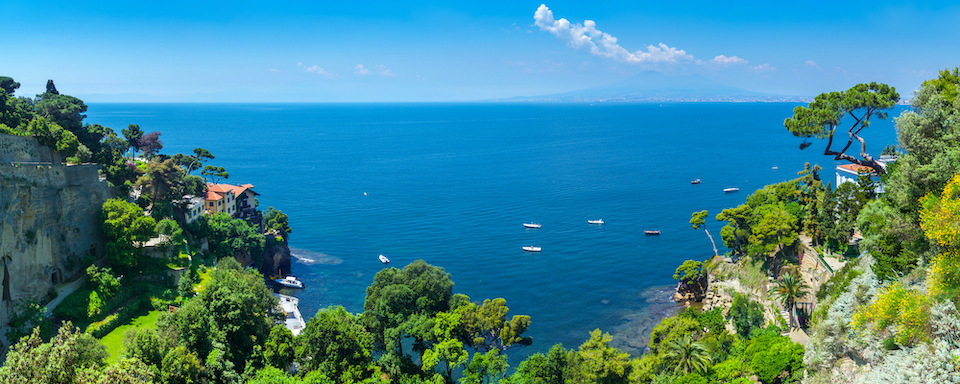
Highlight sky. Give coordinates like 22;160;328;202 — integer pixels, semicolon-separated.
2;0;959;102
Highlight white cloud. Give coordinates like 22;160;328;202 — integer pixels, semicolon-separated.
711;55;748;65
300;63;337;78
355;64;370;76
804;60;818;68
376;65;395;77
270;69;281;73
534;4;692;65
751;63;776;72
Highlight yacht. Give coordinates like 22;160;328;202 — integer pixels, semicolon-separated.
275;275;304;289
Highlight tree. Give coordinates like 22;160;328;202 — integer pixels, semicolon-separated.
922;66;960;103
673;260;705;298
784;82;899;174
747;204;797;259
123;124;144;158
456;297;533;353
510;343;568;384
195;213;265;260
138;131;163;157
201;165;229;184
100;198;157;267
22;116;80;157
155;219;185;253
137;158;187;216
160;257;278;379
662;335;712;376
690;211;718;257
263;325;295;370
159;345;203;384
567;329;632;384
3;299;47;344
0;323;117;384
729;294;764;338
771;273;811;329
0;76;20;95
421;311;468;381
45;79;59;95
264;207;292;236
716;205;752;254
295;306;378;382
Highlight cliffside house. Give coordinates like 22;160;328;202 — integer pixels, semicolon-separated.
204;183;259;218
834;155;896;194
182;195;205;225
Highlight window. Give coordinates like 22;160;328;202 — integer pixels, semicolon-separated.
208;202;214;207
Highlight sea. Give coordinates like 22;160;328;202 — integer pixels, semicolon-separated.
85;102;904;362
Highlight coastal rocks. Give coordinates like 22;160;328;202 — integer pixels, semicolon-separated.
260;233;291;277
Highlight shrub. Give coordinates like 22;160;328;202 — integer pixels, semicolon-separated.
730;294;764;338
53;287;93;322
852;281;931;346
87;291;104;318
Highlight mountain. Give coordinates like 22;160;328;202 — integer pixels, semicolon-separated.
496;71;808;102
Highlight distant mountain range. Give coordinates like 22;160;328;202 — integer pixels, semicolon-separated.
493;71;810;103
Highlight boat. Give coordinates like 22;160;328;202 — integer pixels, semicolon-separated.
275;275;305;289
691;179;701;184
723;187;739;193
522;246;542;252
379;254;390;264
644;230;661;235
588;219;604;225
523;223;542;229
772;166;778;170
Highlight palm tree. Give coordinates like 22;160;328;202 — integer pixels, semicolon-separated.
772;272;812;329
662;335;712;375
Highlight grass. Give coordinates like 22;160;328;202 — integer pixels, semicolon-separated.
196;267;213;293
99;309;162;363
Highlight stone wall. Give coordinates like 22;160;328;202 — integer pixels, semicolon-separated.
0;134;111;327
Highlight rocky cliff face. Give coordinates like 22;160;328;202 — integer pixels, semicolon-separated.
260;234;291;278
0;134;111;327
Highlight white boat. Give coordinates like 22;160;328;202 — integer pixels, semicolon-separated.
644;229;661;235
275;275;305;289
523;223;542;229
723;187;739;193
588;219;604;225
379;254;390;264
522;246;542;252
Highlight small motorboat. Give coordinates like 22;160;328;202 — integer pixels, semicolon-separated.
523;223;542;229
723;187;739;193
275;275;305;289
588;219;604;225
691;179;701;184
644;229;661;235
379;254;390;264
772;166;778;170
522;246;542;252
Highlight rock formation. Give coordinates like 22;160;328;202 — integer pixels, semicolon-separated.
0;134;111;327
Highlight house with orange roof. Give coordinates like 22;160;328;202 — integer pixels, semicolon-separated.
205;182;259;218
835;155;895;193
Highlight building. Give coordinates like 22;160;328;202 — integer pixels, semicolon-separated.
204;183;259;218
204;184;237;216
834;155;896;194
181;195;205;225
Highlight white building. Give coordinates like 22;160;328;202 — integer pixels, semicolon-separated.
835;155;896;194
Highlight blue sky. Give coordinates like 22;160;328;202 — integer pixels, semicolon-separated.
2;0;958;102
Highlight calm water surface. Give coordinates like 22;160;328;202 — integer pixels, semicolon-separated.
86;102;902;361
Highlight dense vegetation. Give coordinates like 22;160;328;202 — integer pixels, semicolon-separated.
5;68;960;383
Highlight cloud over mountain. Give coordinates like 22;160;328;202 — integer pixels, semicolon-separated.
534;4;692;64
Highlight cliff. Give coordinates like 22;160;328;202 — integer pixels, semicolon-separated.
260;233;291;277
0;134;111;328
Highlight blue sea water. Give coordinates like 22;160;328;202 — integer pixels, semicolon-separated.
85;102;903;361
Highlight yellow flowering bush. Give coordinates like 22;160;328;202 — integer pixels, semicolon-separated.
928;249;960;298
920;171;960;248
852;282;931;346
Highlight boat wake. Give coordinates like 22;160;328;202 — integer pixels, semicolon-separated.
290;248;343;265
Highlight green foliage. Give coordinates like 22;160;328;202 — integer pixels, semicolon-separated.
729;293;765;338
22;116;80;157
784;82;899;174
194;213;265;261
462;349;508;384
160;345;203;384
648;314;701;354
456;297;533;353
567;329;632;384
921;66;960;103
662;335;712;375
771;273;812;328
101;198;157;267
263;325;295;370
295;306;377;382
202;165;229;184
264;206;292;235
160;257;278;378
3;299;47;344
509;343;568;384
742;331;804;384
673;260;703;283
86;265;122;298
0;323;123;384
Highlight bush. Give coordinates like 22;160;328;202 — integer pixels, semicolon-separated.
85;297;147;338
87;291;104;318
729;294;764;338
53;287;94;322
852;281;932;346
